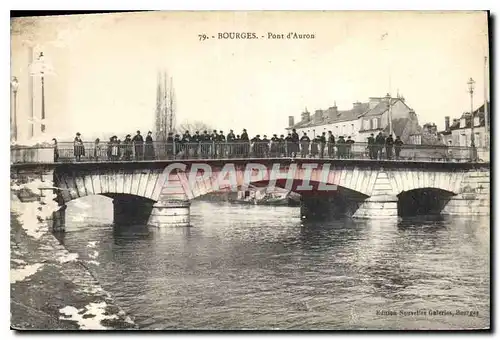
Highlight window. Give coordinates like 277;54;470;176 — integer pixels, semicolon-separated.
342;125;346;134
460;133;467;147
372;118;378;129
475;132;481;147
460;118;466;128
351;124;355;133
474;116;480;127
363;120;370;130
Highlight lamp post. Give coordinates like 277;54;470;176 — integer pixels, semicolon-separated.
38;52;46;133
11;77;19;141
385;93;393;137
467;77;477;161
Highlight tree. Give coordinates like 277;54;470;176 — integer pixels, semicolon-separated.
177;120;214;134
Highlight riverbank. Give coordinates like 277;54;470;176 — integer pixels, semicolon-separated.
10;194;136;330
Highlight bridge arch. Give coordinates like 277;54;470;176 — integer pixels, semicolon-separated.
388;169;466;197
397;188;455;217
175;163;374;201
53;167;167;205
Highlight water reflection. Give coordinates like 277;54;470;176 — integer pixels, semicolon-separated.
59;200;490;330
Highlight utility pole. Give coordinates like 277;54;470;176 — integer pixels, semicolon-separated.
41;62;45;133
385;93;393;136
169;76;175;134
467;77;477;161
484;56;489;149
11;77;19;142
28;46;34;139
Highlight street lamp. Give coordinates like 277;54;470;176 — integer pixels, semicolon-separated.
11;76;19;141
385;93;393;137
38;52;46;133
467;77;477;161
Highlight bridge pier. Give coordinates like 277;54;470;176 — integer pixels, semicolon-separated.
352;194;398;220
441;169;490;216
147;200;191;227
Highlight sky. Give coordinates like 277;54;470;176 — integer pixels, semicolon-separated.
10;11;489;143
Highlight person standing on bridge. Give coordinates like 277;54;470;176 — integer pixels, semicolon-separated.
211;130;218;158
182;130;191;159
367;133;376;159
346;136;355;158
300;132;311;158
394;136;404;160
226;129;236;158
191;131;201;158
270;134;279;157
291;129;300;157
385;134;394;160
217;130;226;158
132;130;144;161
375;132;385;159
123;134;133;161
174;134;182;158
337;136;346;158
200;130;210;158
319;132;326;159
310;136;319;158
278;134;286;157
241;129;249;158
110;136;119;161
93;138;102;161
327;131;335;158
262;135;270;158
73;132;85;162
145;131;155;160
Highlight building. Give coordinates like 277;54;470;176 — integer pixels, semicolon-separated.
286;102;364;141
438;102;490;149
286;94;423;144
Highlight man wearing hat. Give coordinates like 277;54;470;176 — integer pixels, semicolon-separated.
262;134;270;158
270;134;279;157
73;132;85;162
217;130;226;158
226;129;236;158
241;129;249;157
123;134;133;161
145;131;155;160
278;134;286;157
131;130;144;161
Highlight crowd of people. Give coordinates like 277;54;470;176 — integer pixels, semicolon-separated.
54;129;405;162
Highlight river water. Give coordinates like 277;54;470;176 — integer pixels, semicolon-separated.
56;196;490;330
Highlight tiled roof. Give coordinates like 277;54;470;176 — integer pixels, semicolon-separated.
443;101;490;132
288;97;415;130
363;98;403;117
287;102;370;129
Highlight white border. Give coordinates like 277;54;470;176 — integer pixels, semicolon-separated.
3;1;498;339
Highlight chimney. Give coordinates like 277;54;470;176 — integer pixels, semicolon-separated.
322;108;329;121
328;105;338;121
288;116;295;128
314;110;323;124
445;116;450;131
369;97;382;109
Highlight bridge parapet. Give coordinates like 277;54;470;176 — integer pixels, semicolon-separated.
11;142;488;164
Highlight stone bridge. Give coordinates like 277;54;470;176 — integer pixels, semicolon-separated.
10;158;490;231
